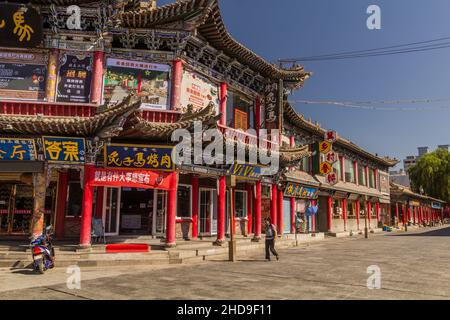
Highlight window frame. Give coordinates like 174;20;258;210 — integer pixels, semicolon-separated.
234;190;248;219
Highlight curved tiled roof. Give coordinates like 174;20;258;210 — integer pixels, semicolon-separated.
120;0;311;82
284;102;399;167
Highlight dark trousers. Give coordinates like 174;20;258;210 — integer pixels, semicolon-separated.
265;239;278;259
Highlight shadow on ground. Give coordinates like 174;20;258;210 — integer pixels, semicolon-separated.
388;227;450;237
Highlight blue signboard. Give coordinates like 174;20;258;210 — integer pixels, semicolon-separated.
105;144;175;172
0;138;36;161
431;202;442;209
43;136;86;164
284;183;319;199
227;163;262;179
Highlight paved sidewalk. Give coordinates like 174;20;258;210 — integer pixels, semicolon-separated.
0;226;449;300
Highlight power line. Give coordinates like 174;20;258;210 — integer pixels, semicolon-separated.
279;35;450;62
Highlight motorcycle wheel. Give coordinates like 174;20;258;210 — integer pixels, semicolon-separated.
35;259;45;274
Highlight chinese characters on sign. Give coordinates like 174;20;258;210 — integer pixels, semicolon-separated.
90;168;173;190
325;130;338;143
0;4;43;48
0;51;47;100
0;138;36;161
264;83;279;129
180;69;219;113
319;129;339;184
284;183;318;199
57;54;92;103
104;58;171;110
43;137;86;164
105;144;175;171
227;163;262;180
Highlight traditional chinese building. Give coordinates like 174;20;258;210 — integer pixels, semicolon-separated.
281;103;399;236
389;182;446;227
0;0;311;246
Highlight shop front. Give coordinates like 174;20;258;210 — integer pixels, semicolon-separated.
283;182;319;235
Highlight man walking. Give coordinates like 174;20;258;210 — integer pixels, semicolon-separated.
265;218;279;261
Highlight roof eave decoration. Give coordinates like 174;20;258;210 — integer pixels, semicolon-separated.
0;95;142;137
279;145;311;167
283;102;398;167
119;0;310;83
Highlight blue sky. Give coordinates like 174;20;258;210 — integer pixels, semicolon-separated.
158;0;450;168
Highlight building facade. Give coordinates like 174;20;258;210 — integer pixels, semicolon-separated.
0;0;311;246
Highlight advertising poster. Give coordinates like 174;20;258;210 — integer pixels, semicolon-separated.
104;58;171;110
42;136;86;164
180;70;219;113
0;51;47;100
56;53;92;103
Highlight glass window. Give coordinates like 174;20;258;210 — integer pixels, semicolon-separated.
177;185;192;218
66;182;82;217
332;160;341;181
347;201;355;217
369;168;376;189
235;190;247;218
358;163;366;186
344;159;355;183
333;200;343;218
226;90;255;130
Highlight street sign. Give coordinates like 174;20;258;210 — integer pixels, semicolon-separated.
319;162;333;175
325;151;338;164
319;141;332;154
327;172;338;185
325;130;337;143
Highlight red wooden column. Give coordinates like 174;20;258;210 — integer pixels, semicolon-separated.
271;183;278;228
220;83;227;126
277;188;284;235
342;198;348;231
418;206;422;224
402;205;407;225
340;156;345;181
367;201;372;225
407;205;412;223
79;165;95;247
395;203;399;226
327;196;333;231
170;59;183;110
356;199;361;229
246;183;253;235
290;197;296;234
253;181;262;240
55;171;68;239
165;172;179;247
413;207;417;225
91;51;105;105
217;176;226;242
191;176;199;239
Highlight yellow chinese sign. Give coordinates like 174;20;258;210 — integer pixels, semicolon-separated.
105;144;175;172
319;161;333;175
319;141;332;154
43;137;86;164
0;4;43;48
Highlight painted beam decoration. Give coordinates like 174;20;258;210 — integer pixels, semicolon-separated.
43;136;86;164
227;163;262;180
0;138;37;161
105;144;175;172
284;183;319;199
0;3;43;48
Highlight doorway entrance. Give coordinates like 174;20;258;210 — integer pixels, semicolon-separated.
199;188;217;236
102;187;167;237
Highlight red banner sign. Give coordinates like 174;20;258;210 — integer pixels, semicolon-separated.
89;168;174;190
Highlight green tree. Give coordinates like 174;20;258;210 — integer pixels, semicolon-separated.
408;149;450;203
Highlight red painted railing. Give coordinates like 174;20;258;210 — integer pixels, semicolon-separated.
0;100;97;117
140;109;181;123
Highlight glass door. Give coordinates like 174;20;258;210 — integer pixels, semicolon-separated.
11;185;33;234
283;198;291;234
103;187;121;236
0;184;13;234
199;189;217;236
153;190;167;236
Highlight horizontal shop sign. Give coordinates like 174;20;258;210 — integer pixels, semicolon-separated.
104;144;175;172
90;168;173;190
409;200;421;207
0;138;37;161
226;163;262;179
431;202;442;209
284;183;319;199
43;136;86;164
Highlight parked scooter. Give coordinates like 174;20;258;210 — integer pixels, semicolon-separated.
30;225;55;274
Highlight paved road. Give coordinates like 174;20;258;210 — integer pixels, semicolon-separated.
1;226;450;300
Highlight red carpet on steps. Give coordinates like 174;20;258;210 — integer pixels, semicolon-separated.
105;244;149;253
